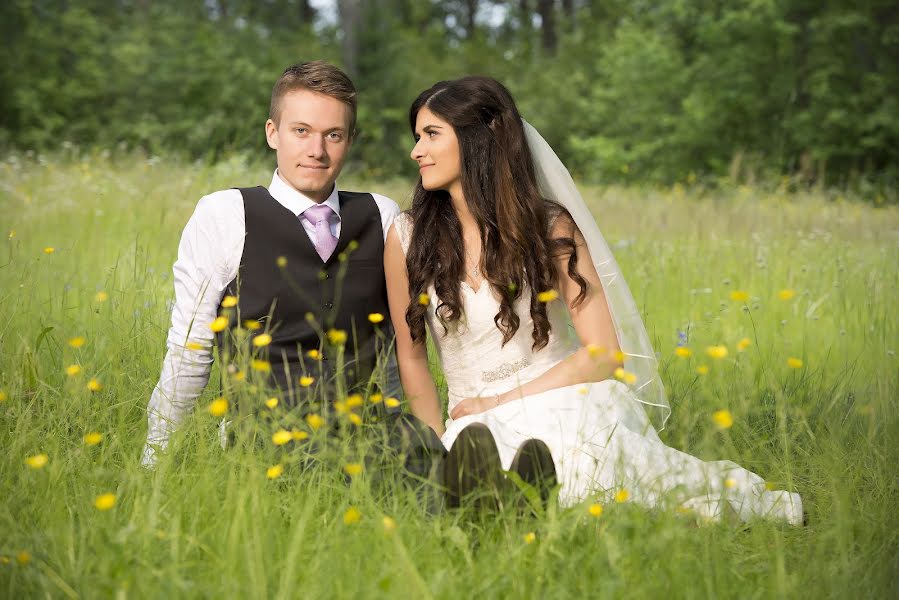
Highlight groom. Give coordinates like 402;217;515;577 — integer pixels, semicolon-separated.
141;61;444;477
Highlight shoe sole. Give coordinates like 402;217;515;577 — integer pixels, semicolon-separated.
444;423;508;510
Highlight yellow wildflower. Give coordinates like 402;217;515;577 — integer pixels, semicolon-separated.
765;482;777;491
712;409;734;429
615;489;630;503
86;379;102;392
83;432;103;446
369;393;383;404
0;390;6;402
778;289;796;301
737;337;752;352
209;316;228;332
68;336;86;348
252;333;272;347
25;454;48;469
729;290;749;302
185;341;204;351
299;376;315;387
384;397;401;409
696;365;709;375
220;295;238;308
368;313;385;324
588;503;603;517
787;357;804;369
612;350;626;363
346;394;363;408
343;463;364;477
65;364;82;376
232;370;246;382
272;430;292;445
706;345;728;359
536;289;559;303
586;344;605;358
343;507;362;525
724;478;737;489
382;516;397;534
8;229;14;239
94;291;109;302
418;293;430;306
94;493;116;511
276;256;287;267
291;429;308;441
348;413;363;426
265;397;279;409
306;349;321;360
208;398;228;417
243;320;262;330
306;413;325;430
43;247;55;254
675;347;692;358
16;551;31;566
251;359;271;372
334;401;348;414
524;532;536;544
327;329;347;345
266;464;284;480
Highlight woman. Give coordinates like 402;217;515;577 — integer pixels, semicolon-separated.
383;76;803;524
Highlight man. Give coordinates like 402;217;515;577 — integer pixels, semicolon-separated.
141;62;443;477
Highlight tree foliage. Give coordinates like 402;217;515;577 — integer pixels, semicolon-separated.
2;0;897;186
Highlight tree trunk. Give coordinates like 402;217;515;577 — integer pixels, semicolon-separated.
537;0;557;53
337;0;360;78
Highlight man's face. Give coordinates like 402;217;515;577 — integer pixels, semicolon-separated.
265;90;353;202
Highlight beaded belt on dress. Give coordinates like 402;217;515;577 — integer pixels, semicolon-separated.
481;357;531;383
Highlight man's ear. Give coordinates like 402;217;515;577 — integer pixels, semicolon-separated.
265;118;278;150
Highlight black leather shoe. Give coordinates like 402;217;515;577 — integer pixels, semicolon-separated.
510;438;557;508
444;423;508;510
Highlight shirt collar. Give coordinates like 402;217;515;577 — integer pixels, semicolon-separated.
268;170;341;218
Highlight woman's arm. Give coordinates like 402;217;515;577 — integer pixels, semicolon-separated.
384;223;445;436
450;218;622;419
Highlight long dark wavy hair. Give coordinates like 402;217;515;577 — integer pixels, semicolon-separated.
405;76;588;351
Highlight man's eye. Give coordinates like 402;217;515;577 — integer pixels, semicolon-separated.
327;132;343;141
295;128;307;134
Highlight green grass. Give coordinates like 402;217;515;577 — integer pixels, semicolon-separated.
1;154;897;598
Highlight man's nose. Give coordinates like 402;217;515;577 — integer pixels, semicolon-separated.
306;134;326;159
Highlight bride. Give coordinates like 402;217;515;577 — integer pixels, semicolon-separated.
383;76;803;525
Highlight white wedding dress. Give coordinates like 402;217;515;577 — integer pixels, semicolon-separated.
396;214;803;525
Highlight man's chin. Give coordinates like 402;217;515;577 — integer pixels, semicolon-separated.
285;174;336;199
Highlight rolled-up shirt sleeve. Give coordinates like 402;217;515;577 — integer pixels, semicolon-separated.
142;191;243;466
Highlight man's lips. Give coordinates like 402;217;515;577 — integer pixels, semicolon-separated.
298;164;329;170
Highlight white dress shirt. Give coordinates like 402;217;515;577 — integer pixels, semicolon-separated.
142;171;399;465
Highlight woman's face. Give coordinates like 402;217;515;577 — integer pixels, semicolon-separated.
410;106;462;197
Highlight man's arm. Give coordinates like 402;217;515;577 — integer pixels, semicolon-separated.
141;191;244;467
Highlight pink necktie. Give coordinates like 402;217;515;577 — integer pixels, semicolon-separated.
302;204;338;262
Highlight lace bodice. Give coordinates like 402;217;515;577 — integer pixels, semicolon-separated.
394;213;577;413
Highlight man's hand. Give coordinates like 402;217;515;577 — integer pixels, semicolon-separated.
450;396;498;420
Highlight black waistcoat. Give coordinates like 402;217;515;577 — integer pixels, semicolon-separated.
215;186;390;400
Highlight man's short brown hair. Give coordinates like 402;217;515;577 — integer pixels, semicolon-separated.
270;61;357;135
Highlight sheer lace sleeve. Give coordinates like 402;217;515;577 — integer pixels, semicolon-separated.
394;211;413;255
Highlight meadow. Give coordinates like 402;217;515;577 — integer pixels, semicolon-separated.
1;153;897;598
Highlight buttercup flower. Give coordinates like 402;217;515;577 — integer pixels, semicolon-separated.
25;454;48;469
369;393;383;404
243;320;262;330
348;413;362;426
291;429;308;441
675;347;692;358
252;333;272;347
16;551;31;566
586;344;605;357
299;376;315;387
418;293;430;306
209;316;228;332
368;313;385;324
94;291;108;302
208;398;228;417
724;478;737;489
537;289;559;303
615;489;630;503
729;290;749;302
712;410;734;429
706;345;728;359
266;464;284;479
524;532;536;544
43;247;55;254
0;390;7;402
276;256;287;267
265;397;279;409
94;493;116;511
221;295;238;308
86;379;102;392
346;394;363;408
327;329;347;345
306;414;325;430
343;463;364;477
272;430;292;445
83;432;103;446
65;364;82;376
778;289;795;301
68;336;86;348
306;349;321;360
251;359;271;372
737;337;752;351
787;357;803;369
384;397;401;409
696;365;709;375
588;503;603;517
186;341;204;350
343;507;362;525
382;516;397;534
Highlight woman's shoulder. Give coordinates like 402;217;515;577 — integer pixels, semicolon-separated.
393;211;414;253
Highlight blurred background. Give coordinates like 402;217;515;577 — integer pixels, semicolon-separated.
1;0;897;190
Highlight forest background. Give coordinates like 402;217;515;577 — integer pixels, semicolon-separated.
1;0;897;193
